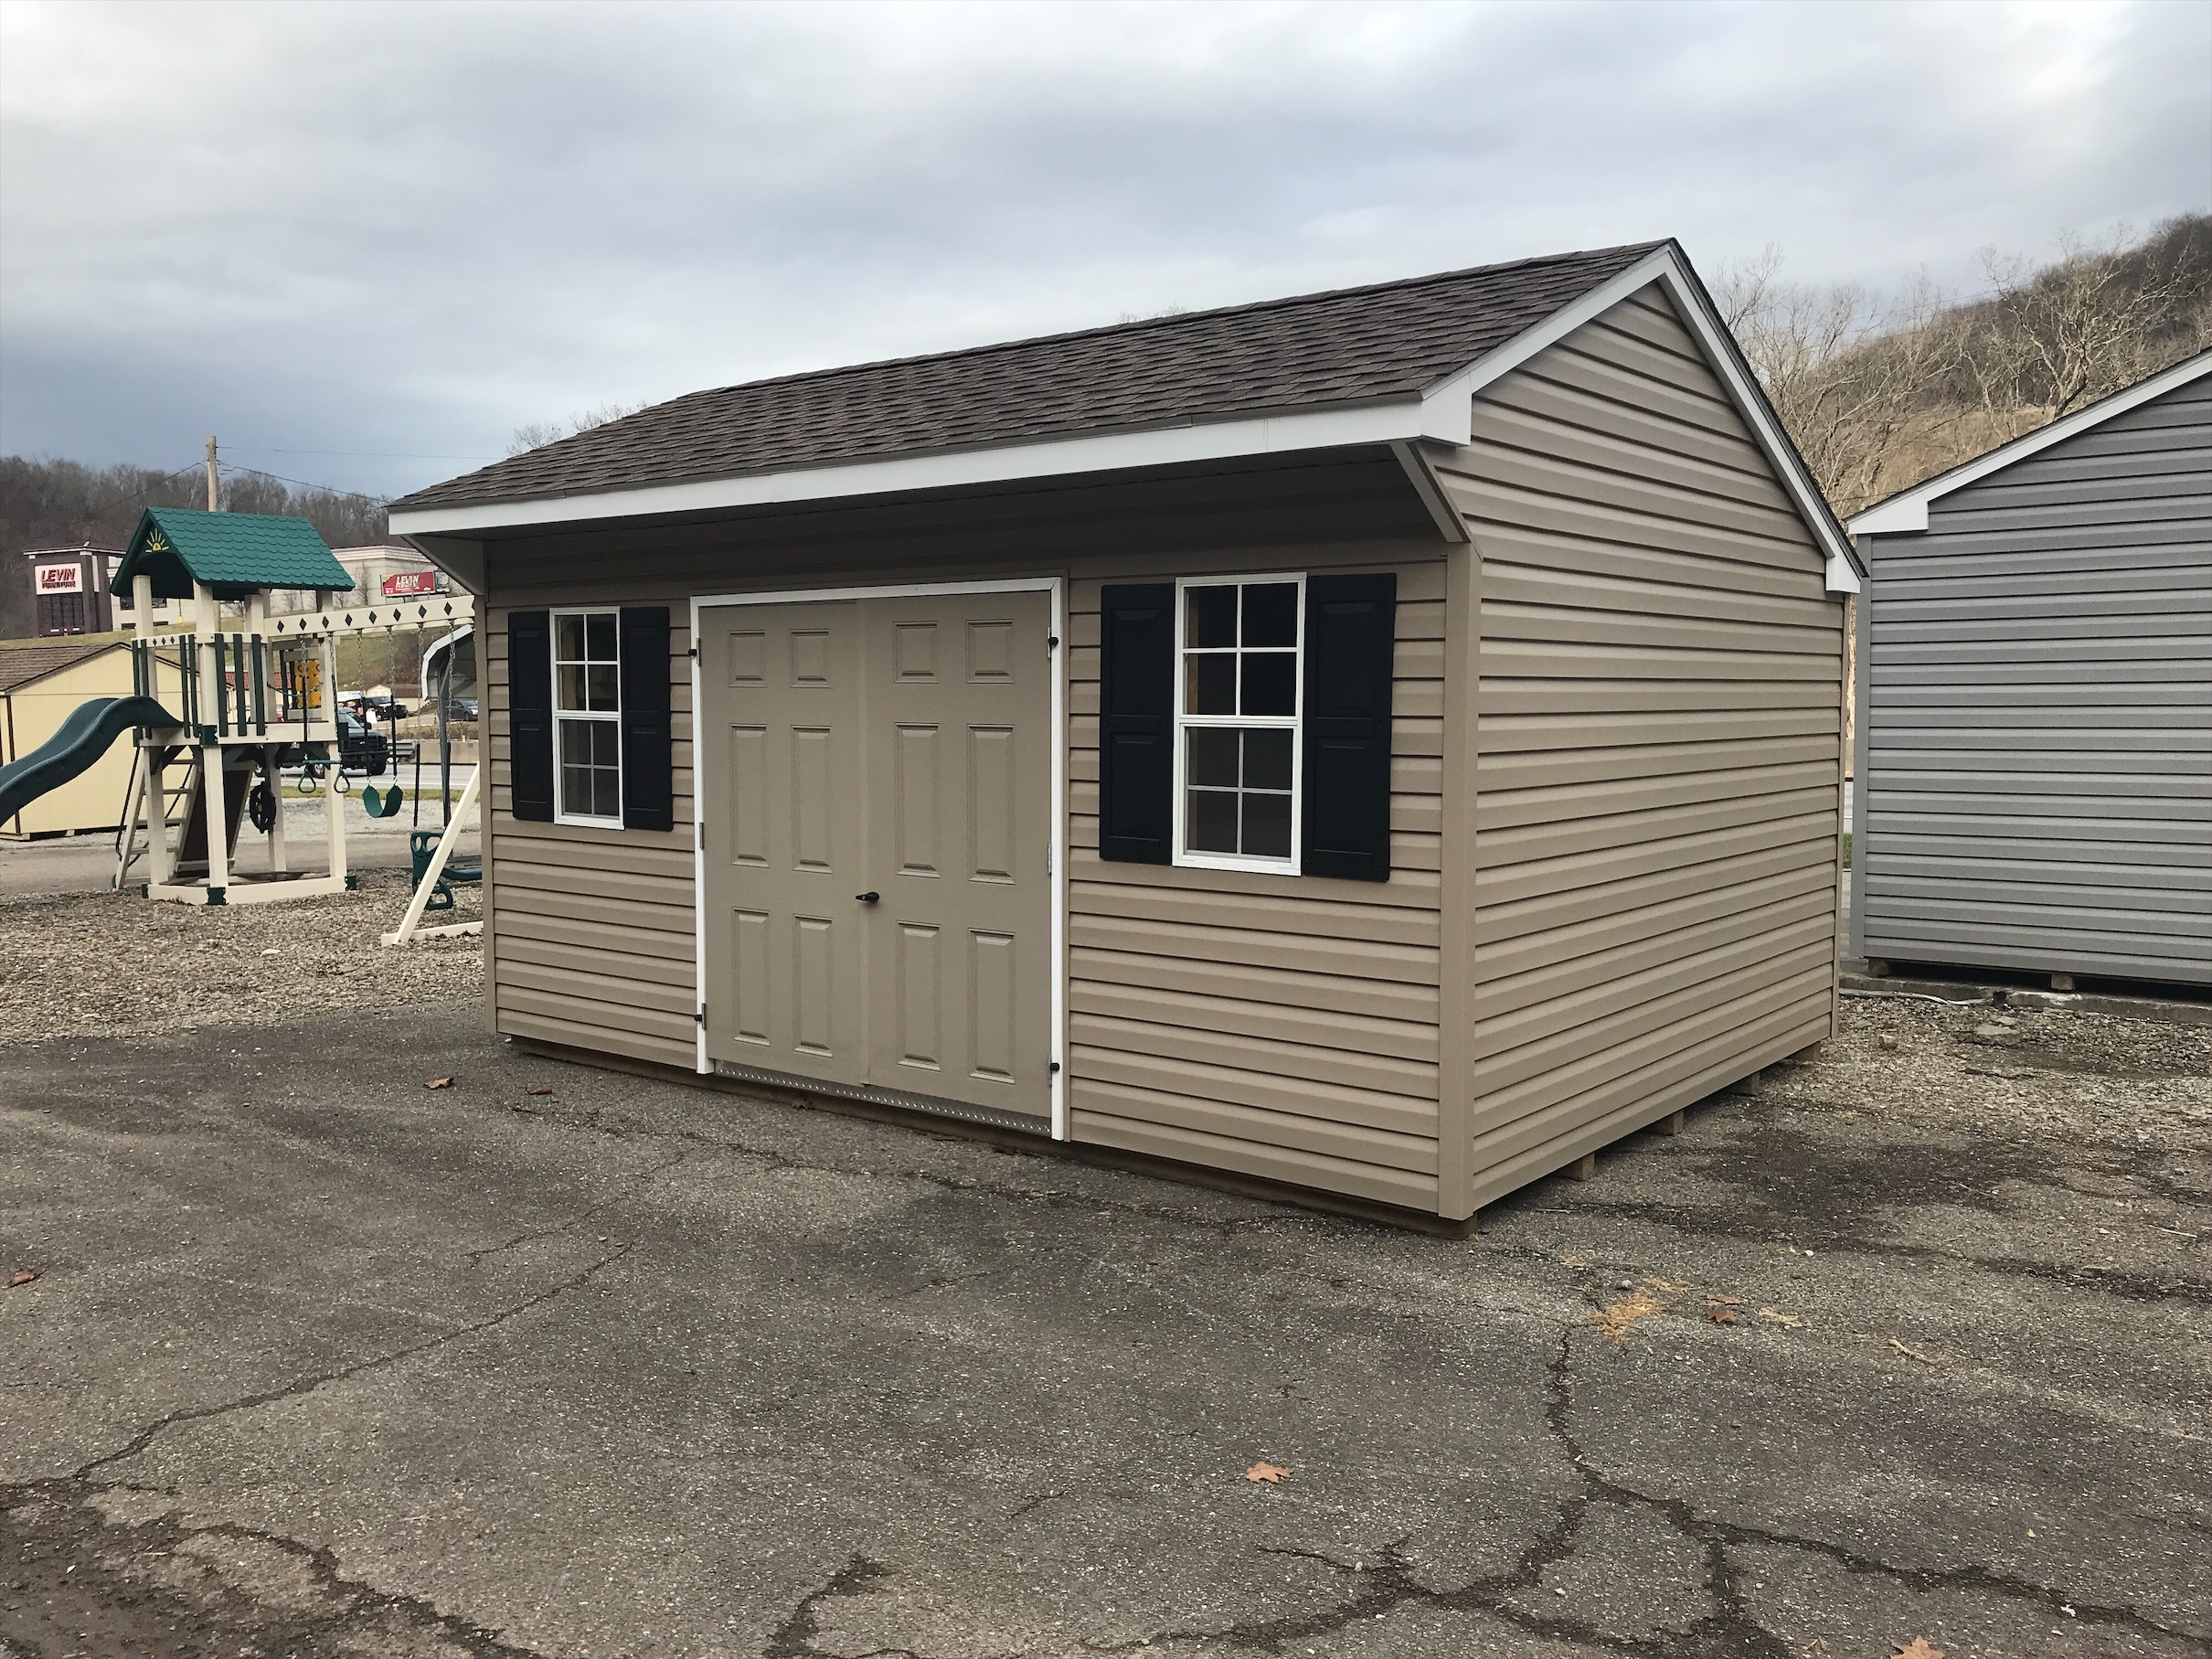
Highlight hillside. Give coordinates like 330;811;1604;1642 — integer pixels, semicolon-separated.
1721;215;2211;518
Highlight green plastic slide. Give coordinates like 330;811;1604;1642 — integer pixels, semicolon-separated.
0;697;176;823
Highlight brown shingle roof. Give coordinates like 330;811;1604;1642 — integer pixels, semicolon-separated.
0;635;127;695
397;241;1664;513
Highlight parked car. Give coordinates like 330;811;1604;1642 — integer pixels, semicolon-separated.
280;707;388;778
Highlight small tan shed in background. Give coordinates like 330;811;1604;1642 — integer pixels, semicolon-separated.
1;636;183;838
390;239;1862;1226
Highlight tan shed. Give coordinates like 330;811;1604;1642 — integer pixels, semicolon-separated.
390;239;1862;1226
1;635;182;839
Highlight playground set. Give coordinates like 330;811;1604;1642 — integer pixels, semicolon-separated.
0;506;480;941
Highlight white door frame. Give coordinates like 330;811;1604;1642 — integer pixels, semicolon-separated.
689;576;1069;1139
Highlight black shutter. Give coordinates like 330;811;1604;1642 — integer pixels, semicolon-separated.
620;606;674;832
1098;583;1175;863
1302;572;1396;881
508;609;554;824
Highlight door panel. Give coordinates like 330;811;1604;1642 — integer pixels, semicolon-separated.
863;590;1052;1121
700;590;1053;1125
701;602;867;1086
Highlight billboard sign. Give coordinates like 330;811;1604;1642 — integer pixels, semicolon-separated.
381;570;441;599
36;562;84;594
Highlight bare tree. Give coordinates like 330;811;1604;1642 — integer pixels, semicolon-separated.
508;400;648;457
1715;256;1967;516
1971;228;2207;419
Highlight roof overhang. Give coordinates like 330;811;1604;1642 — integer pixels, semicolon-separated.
1849;350;2212;537
390;393;1472;536
392;242;1861;594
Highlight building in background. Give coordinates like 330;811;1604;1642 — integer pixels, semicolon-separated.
22;547;131;635
1;634;184;836
1847;350;2210;989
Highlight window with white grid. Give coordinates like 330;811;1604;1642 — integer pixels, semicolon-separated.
553;609;622;824
1174;575;1302;872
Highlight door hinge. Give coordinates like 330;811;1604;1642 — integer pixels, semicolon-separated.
1048;1059;1061;1075
687;644;699;660
1048;635;1060;650
695;1006;707;1026
697;821;704;848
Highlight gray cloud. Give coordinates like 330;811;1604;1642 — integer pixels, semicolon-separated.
3;0;2206;497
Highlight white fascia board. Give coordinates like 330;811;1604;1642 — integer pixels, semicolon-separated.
1431;244;1861;595
388;396;1459;538
1847;350;2212;537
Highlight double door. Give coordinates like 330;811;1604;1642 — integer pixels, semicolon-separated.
698;590;1054;1125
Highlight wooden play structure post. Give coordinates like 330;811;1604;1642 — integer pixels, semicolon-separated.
192;579;231;899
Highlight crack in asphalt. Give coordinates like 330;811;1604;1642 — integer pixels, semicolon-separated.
1069;1324;2208;1659
0;1478;544;1659
463;1146;691;1265
72;1243;636;1483
761;1553;919;1659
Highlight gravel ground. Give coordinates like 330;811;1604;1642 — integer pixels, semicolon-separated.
1771;992;2212;1155
0;868;482;1046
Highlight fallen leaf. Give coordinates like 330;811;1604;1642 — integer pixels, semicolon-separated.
8;1269;37;1287
1706;1305;1739;1325
1888;1337;1938;1366
527;1085;554;1096
1244;1462;1292;1484
426;1077;453;1090
1892;1639;1945;1659
1758;1308;1803;1328
1588;1288;1666;1343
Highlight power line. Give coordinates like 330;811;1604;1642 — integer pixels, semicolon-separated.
79;462;207;521
227;446;499;463
217;460;389;505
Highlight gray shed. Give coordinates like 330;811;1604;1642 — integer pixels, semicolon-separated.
391;239;1861;1226
1847;351;2212;989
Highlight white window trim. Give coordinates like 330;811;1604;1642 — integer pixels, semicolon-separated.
1172;573;1303;876
550;605;623;828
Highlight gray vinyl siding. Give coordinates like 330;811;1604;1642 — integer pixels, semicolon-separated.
1439;282;1844;1210
1063;558;1446;1211
1857;367;2212;985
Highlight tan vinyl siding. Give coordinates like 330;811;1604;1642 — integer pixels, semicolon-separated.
1063;559;1446;1210
1441;282;1843;1211
475;459;1443;1141
484;597;697;1069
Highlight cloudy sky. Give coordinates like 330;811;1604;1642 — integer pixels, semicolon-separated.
3;0;2206;499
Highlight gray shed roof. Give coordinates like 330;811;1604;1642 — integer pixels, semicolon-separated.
395;242;1664;514
1851;350;2212;536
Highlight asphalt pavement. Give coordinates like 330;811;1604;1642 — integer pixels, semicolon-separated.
2;994;2205;1658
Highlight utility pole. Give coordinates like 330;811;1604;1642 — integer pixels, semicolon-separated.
206;435;218;511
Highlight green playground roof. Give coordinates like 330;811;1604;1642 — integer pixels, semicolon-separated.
112;507;356;601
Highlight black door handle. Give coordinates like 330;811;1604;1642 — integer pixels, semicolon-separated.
856;890;879;904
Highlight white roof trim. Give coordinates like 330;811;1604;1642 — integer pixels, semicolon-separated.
389;394;1469;537
1849;351;2212;536
391;243;1859;593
